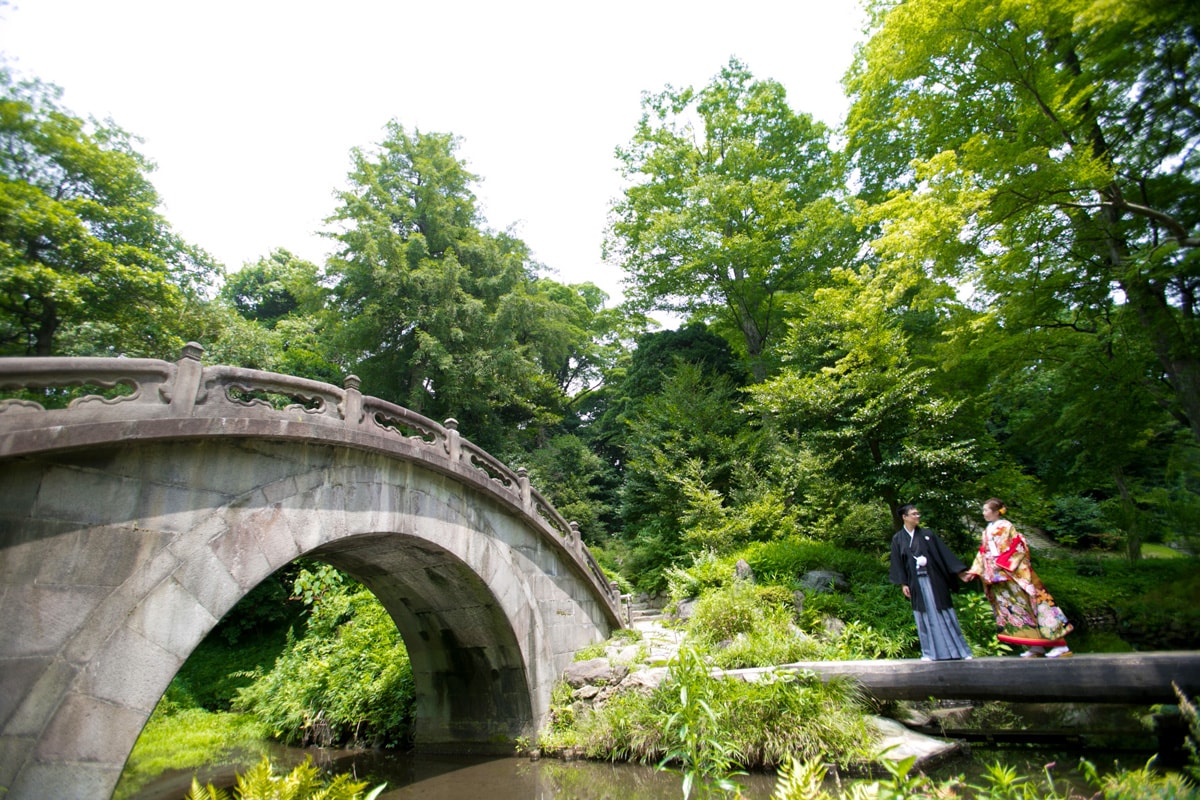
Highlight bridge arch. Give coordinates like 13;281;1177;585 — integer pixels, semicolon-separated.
0;346;621;799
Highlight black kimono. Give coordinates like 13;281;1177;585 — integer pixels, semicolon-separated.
889;526;973;660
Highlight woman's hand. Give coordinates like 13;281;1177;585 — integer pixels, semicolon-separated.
959;571;976;582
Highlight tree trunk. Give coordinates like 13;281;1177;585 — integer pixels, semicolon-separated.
34;300;57;357
1113;466;1141;561
1124;277;1200;448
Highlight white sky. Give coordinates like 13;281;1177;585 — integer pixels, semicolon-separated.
0;0;866;304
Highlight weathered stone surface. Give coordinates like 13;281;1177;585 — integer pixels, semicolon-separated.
610;644;643;664
799;569;849;593
563;658;629;688
896;706;934;727
734;654;1200;705
822;615;847;638
869;716;963;768
673;597;698;622
619;667;670;692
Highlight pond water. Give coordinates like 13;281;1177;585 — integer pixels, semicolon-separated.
135;748;780;800
132;703;1168;800
131;745;1159;800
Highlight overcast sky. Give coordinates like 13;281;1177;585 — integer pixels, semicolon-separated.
1;0;867;303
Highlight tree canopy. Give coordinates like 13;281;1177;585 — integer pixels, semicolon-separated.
845;0;1200;446
323;122;626;453
0;68;218;357
607;58;858;381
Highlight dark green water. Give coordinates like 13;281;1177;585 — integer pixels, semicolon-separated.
133;703;1168;799
132;746;1159;800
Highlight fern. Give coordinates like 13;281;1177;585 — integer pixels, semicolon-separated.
185;756;386;800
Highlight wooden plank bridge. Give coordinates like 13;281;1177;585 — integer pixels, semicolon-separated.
728;651;1200;705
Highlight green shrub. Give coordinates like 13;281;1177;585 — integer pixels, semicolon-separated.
715;670;873;768
686;582;791;645
708;618;828;670
956;591;1014;657
826;620;911;660
1039;556;1200;648
1084;760;1199;799
542;646;875;775
576;685;665;762
665;549;738;602
173;623;296;712
233;570;414;747
573;641;608;661
1046;495;1105;548
737;538;883;587
807;500;893;551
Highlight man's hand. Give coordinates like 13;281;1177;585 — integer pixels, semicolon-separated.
901;585;911;599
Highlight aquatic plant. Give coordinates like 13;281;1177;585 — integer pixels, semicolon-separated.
657;645;746;798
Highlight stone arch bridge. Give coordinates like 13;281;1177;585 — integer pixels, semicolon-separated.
0;344;623;799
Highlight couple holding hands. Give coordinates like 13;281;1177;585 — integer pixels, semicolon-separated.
889;498;1073;661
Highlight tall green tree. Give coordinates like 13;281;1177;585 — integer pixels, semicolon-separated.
749;263;982;536
591;322;748;458
521;432;617;542
0;67;218;357
620;359;756;591
607;58;857;381
845;0;1200;446
324;122;601;453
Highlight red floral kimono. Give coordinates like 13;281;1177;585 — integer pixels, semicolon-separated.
969;519;1072;648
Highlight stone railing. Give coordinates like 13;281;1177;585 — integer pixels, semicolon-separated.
0;343;620;613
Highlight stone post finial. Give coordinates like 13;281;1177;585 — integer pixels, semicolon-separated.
444;418;460;461
341;375;363;424
169;342;206;414
517;468;531;513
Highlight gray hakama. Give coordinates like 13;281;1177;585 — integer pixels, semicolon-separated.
913;574;973;660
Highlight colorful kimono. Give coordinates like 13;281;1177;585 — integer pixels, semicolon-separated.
969;519;1072;648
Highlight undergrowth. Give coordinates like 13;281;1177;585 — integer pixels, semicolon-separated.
112;704;269;800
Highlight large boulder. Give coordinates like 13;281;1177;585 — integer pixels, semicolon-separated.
562;658;630;688
799;569;849;593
